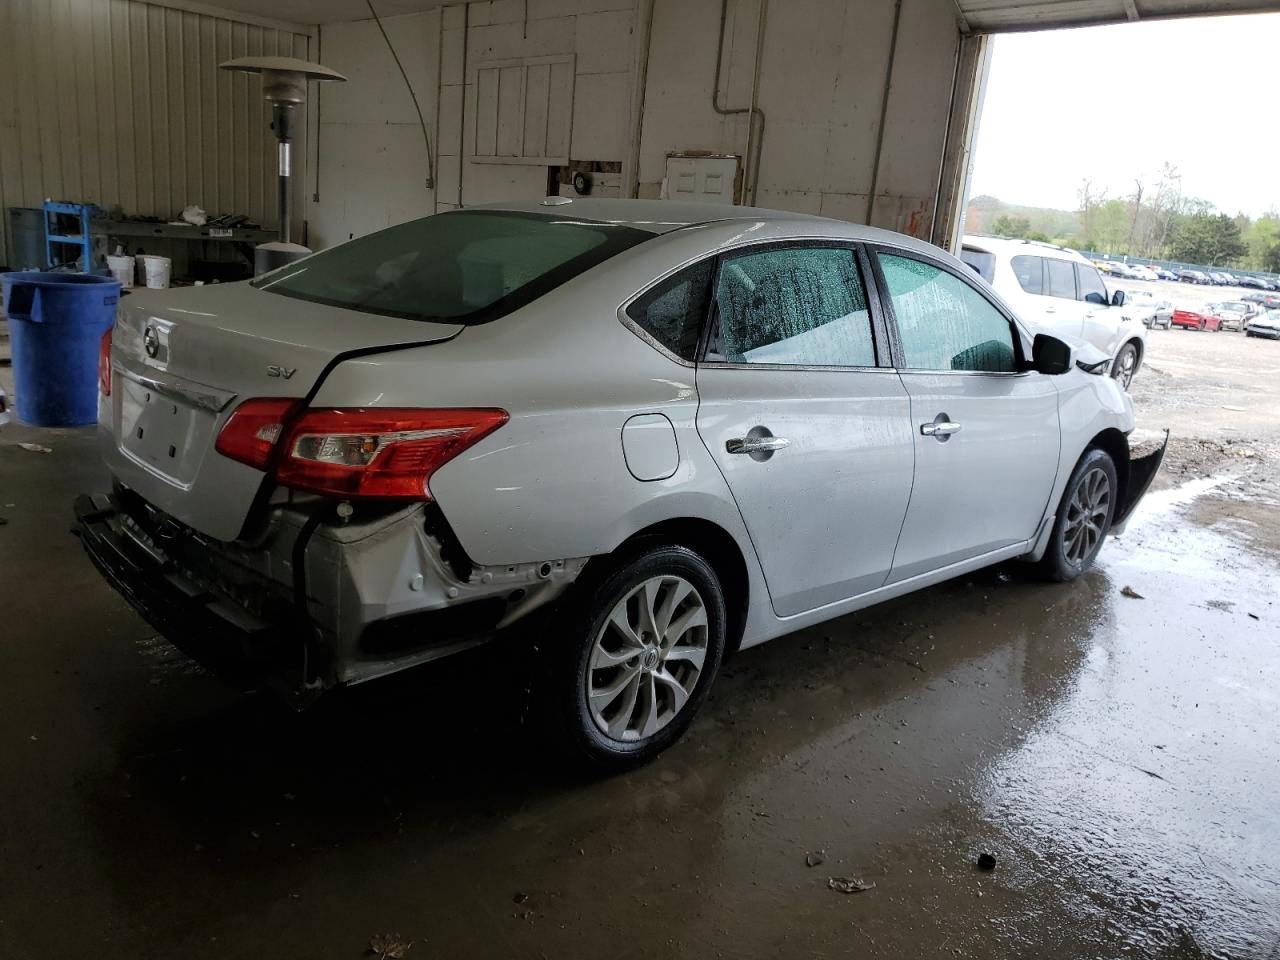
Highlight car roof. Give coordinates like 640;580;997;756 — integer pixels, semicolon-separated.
468;197;830;235
464;197;951;260
960;234;1090;265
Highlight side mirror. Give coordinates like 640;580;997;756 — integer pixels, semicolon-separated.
1111;290;1126;307
1032;334;1072;375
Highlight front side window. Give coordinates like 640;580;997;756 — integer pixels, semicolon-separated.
707;246;876;367
254;210;651;324
1045;258;1077;300
1077;263;1109;304
1010;255;1044;295
959;247;996;284
877;254;1018;373
625;261;713;361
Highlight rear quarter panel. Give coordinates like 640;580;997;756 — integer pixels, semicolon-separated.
309;229;760;569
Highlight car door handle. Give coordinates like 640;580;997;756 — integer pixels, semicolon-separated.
726;435;790;454
920;420;961;438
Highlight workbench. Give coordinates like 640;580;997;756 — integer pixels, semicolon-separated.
93;219;277;265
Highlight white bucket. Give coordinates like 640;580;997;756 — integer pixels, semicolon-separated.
136;254;171;289
107;255;135;289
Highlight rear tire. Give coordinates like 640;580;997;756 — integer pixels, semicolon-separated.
1037;448;1118;583
550;544;726;772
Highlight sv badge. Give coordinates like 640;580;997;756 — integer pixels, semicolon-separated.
266;364;298;380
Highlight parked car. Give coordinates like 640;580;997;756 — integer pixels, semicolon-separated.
1094;260;1115;274
1126;264;1158;282
1238;276;1269;290
1241;292;1270;304
1172;307;1224;331
75;199;1165;768
1122;289;1173;329
1152;266;1179;281
1209;271;1235;286
1180;269;1210;285
1210;301;1253;331
1246;308;1280;338
1107;263;1138;280
961;236;1148;389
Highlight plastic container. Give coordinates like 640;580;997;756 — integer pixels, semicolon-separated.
136;254;171;289
0;271;121;426
107;254;135;289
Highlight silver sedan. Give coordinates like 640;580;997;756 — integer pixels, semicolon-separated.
77;199;1165;769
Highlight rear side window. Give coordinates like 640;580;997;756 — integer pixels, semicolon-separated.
877;254;1017;373
625;261;713;361
1045;258;1077;300
708;246;876;367
1011;255;1043;294
254;210;651;324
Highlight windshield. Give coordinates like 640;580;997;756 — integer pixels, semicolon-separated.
254;210;653;323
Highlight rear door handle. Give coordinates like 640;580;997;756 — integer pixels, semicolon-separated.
726;435;790;454
920;420;961;439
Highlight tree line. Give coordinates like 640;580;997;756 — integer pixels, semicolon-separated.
967;163;1280;273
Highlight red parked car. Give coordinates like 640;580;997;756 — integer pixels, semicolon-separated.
1171;307;1224;331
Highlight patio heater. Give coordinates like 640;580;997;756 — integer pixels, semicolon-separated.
219;56;347;274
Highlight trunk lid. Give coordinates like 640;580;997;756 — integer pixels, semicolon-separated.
104;282;463;541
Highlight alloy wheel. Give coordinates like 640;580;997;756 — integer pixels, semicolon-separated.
1063;467;1111;566
1113;345;1137;389
587;575;708;742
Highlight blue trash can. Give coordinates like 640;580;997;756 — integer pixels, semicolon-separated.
1;271;122;427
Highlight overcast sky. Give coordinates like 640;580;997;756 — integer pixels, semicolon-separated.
969;12;1280;217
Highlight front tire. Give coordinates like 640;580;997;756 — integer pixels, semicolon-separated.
1111;342;1139;390
1037;448;1118;583
553;544;726;771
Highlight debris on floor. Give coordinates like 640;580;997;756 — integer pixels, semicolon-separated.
368;933;413;959
827;876;875;894
1121;586;1145;599
805;850;826;868
16;442;52;454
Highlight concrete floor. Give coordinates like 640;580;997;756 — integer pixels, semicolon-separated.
0;331;1278;959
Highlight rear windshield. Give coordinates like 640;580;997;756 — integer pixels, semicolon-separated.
253;210;652;323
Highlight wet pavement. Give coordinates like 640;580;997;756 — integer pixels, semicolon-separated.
2;338;1279;959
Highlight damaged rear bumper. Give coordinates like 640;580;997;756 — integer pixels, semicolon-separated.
73;490;586;704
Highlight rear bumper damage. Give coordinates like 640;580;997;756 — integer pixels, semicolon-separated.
73;488;586;705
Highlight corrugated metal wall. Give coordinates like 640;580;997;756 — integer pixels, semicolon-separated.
0;0;311;267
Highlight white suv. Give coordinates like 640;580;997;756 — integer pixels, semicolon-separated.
960;236;1147;389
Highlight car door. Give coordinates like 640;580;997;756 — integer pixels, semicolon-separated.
870;249;1061;583
1007;253;1086;341
694;243;914;617
1076;260;1126;351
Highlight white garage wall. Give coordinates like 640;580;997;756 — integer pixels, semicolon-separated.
0;0;311;268
308;0;964;246
638;0;960;236
305;8;441;249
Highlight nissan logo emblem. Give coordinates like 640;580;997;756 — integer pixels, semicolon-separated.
143;326;159;358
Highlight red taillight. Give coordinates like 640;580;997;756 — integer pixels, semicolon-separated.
215;402;508;501
99;327;113;397
215;397;302;470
